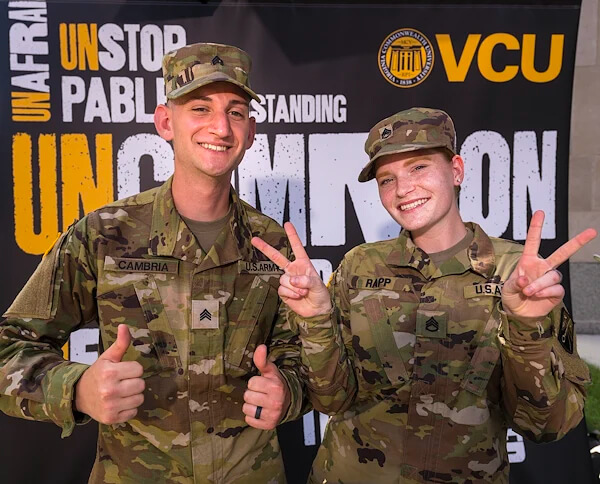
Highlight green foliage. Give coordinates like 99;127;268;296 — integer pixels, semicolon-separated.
586;364;600;432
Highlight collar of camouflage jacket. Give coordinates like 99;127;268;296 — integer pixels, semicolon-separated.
148;177;255;268
385;222;496;280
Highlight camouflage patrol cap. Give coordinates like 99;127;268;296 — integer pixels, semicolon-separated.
358;107;457;182
162;42;260;102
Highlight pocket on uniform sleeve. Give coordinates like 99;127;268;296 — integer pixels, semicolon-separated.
3;231;69;320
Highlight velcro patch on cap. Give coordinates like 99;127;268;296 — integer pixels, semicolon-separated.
379;124;393;140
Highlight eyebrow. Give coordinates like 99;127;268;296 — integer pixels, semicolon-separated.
375;156;433;179
192;95;250;107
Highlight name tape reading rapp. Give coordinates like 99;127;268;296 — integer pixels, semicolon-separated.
104;256;179;273
354;277;412;289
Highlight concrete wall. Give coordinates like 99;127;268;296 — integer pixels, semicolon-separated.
571;0;600;333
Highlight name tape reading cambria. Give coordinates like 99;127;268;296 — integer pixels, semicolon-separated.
104;256;179;273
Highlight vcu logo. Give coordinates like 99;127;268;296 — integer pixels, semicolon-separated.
436;33;564;83
378;30;564;86
378;28;434;88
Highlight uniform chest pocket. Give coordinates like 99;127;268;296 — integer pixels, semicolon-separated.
225;276;271;371
97;276;181;374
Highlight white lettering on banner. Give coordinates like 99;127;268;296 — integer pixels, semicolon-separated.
59;23;179;123
117;134;173;199
69;328;100;365
512;131;556;239
61;75;165;122
110;77;135;122
252;94;348;124
88;23;186;72
460;130;557;239
98;24;127;71
85;77;111;122
112;129;558;247
8;1;51;122
61;76;85;122
312;259;333;284
506;428;526;463
308;133;399;245
239;134;307;244
460;131;511;236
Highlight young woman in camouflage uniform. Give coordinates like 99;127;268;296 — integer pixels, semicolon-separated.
252;107;597;483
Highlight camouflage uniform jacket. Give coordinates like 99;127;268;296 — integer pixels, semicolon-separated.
0;177;306;483
298;222;589;484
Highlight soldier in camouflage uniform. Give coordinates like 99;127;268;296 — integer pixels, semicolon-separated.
0;43;307;483
252;107;597;483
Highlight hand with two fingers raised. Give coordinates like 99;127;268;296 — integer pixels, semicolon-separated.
251;222;331;318
502;210;597;323
75;324;145;424
243;344;290;430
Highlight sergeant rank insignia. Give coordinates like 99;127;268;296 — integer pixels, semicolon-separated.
425;317;439;332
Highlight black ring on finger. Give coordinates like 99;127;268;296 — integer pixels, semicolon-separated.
255;405;262;420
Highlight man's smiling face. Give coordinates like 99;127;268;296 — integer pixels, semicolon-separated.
160;81;256;183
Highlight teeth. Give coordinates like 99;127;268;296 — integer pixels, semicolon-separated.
201;143;228;152
400;199;428;211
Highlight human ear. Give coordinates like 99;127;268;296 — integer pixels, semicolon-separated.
154;103;174;141
451;155;465;185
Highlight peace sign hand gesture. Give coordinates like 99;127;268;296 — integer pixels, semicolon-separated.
251;222;332;318
502;211;597;322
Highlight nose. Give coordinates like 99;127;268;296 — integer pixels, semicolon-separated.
208;110;232;138
395;176;414;198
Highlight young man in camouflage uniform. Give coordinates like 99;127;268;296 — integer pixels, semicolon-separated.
0;43;306;483
252;107;596;483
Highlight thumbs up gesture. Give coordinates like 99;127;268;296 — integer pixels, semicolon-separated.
75;324;145;424
243;344;290;430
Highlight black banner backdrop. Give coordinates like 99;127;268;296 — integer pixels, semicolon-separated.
0;1;594;483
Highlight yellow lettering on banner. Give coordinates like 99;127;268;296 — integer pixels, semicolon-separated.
59;23;77;70
59;23;99;70
62;340;69;360
11;92;51;122
477;33;520;82
77;23;99;71
13;133;60;254
521;34;564;83
436;34;481;82
61;134;113;228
